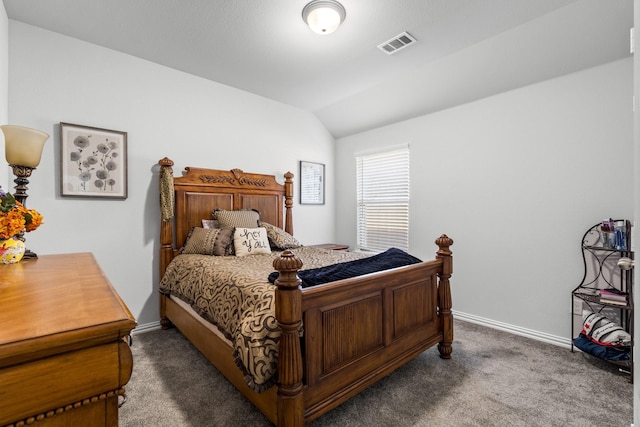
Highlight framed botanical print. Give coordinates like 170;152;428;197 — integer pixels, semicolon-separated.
60;122;128;199
299;161;325;205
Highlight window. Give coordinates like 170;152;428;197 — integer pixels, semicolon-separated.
356;146;409;252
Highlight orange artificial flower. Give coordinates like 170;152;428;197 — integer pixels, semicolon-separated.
0;187;43;240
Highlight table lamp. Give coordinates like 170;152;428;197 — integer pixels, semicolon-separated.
1;124;49;259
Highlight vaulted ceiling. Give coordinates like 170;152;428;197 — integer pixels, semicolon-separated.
2;0;634;138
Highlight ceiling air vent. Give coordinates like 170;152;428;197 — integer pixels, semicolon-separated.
377;32;417;55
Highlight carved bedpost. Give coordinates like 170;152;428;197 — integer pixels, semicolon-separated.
435;234;454;359
284;171;294;236
273;250;304;427
159;157;175;329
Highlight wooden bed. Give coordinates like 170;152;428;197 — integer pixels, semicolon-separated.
157;157;454;427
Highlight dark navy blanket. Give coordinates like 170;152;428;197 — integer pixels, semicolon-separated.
573;334;630;361
268;247;422;289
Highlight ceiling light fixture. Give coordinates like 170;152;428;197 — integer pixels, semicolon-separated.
302;0;346;35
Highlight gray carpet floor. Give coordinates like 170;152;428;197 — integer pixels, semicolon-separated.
119;320;632;426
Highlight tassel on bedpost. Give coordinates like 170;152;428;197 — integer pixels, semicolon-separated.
158;157;175;278
273;250;304;427
158;157;175;329
435;234;454;359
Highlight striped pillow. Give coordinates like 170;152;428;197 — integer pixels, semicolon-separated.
213;209;260;228
180;227;235;256
581;310;631;347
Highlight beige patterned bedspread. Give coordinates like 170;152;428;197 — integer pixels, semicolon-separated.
159;246;369;392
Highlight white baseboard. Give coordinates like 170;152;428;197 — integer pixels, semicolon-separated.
453;310;571;349
131;321;162;335
132;313;571;349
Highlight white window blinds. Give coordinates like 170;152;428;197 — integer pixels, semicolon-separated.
356;147;409;252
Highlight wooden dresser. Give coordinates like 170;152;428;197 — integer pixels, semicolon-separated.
0;253;137;427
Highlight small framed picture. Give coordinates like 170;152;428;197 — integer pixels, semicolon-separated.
60;122;128;199
299;161;325;205
201;219;217;229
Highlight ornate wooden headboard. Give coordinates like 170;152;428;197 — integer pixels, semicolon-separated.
158;157;294;276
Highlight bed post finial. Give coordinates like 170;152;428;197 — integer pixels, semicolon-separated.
284;171;294;236
273;250;304;427
159;157;174;168
435;234;453;359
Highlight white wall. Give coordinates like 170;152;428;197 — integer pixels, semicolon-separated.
7;21;336;327
336;58;634;342
0;5;8;182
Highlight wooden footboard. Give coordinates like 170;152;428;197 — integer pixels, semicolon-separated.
273;235;453;425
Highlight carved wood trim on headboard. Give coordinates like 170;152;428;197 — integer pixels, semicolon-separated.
175;166;285;190
200;168;268;186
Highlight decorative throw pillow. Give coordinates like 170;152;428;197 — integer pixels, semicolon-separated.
213;209;260;228
233;227;271;257
180;227;235;256
261;222;301;249
581;310;631;347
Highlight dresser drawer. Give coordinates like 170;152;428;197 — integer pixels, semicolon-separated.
0;340;132;426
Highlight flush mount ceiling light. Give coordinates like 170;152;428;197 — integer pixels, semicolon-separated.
302;0;346;35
